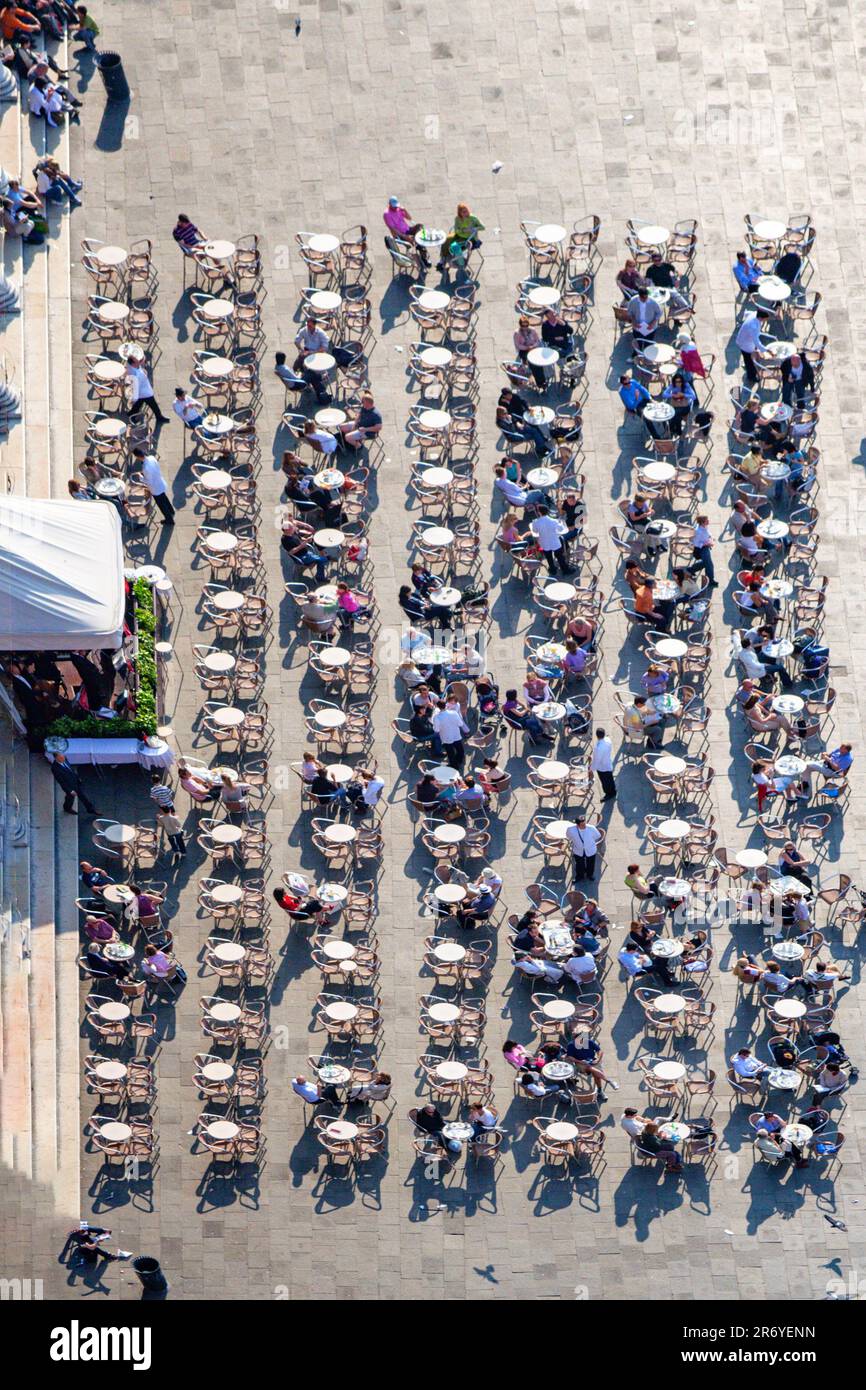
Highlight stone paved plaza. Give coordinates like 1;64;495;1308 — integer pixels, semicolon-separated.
12;0;866;1301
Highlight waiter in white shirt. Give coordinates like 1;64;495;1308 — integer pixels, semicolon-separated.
432;699;469;772
565;816;602;882
293;317;331;403
131;446;175;524
734;308;771;385
590;727;616;800
530;507;572;576
126;361;169;425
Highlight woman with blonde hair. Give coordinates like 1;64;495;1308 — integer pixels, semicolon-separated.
514;314;545;387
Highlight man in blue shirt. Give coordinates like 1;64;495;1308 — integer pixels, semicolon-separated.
618;372;650;417
823;744;852;776
733;250;763;295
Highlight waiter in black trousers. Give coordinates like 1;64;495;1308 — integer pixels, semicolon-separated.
49;752;99;815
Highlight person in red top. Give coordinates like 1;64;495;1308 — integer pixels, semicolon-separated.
1;6;41;40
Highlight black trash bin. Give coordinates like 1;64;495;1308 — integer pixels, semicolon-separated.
95;51;130;102
132;1256;167;1291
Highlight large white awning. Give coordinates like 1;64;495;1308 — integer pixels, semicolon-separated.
0;497;125;650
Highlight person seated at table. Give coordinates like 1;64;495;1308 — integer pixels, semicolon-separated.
518;1070;572;1103
774;247;803;286
339;391;383;451
513;315;546;387
810;1063;847;1101
626;918;658;953
734;394;761;438
409;561;439;597
512;951;564;984
291;1075;341;1106
415;1101;461;1152
175;761;220;805
541;308;575;359
616;257;646;299
477;757;509;797
775;842;810;893
496;389;552;457
618;370;651;422
273;886;327;925
496;511;531;556
561;945;598;987
293;318;332;403
565;1031;619;1097
411;773;440;811
309;767;341;807
637;1121;683;1172
467;1102;498;1143
523;671;553;707
617;941;674;986
273;350;308;395
502;689;553;744
736;445;767;486
500;1040;538;1073
281;521;330;582
739;630;793;690
83;914;116;945
560;639;589;682
780;352;815;408
625;492;654;534
172;212;206;252
453;775;488;814
759;959;795;997
736;583;779;634
301;418;338;457
84;943;132;980
821;743;853;777
79;859;114;894
741;693;793;736
645;250;691;307
732;1047;770;1083
732;952;763;985
641;663;670;697
397;584;455;630
408;705;443;758
661;372;697;437
755;417;789;460
349;1070;392;1103
633;578;669;630
443;643;485;683
456;881;497;929
626;696;664;748
754;1127;787;1164
563;612;596;651
334;581;362;630
801;962;849;998
732;250;763;295
623;560;651;598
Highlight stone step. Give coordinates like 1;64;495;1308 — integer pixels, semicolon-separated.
0;91;24;496
0;741;32;1175
28;755;58;1188
52;776;81;1216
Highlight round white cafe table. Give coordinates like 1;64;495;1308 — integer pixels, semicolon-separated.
768;876;809;897
92;416;126;438
432;586;464;609
640;460;676;483
433;824;466;844
527;285;561;308
421;526;454;548
198;469;233;492
210;882;243;905
542;999;575;1020
202;239;236;261
641;341;676;364
657;818;691;840
654;755;686;776
645;518;678;540
774;755;807;777
781;1123;812;1147
428;1002;461;1023
314;409;347;432
415;228;447;249
206;1120;240;1141
324;1001;358;1022
95;477;125;498
435;1060;468;1082
752;218;787;241
91;358;127;381
94;301;129;322
210;706;245;727
308;233;340;254
760;578;793;599
317;1063;351;1085
313;528;346;551
652;638;688;661
317;881;349;902
323;824;357;844
651;579;679;602
313;585;338;605
645;287;671;306
102;884;133;906
536;759;570;781
763;639;793;660
433;942;466;962
527;345;559;368
543;819;572;841
762;462;791;485
544;581;577;603
767;1067;800;1091
326;1120;359;1141
757;276;792;303
98;1002;130;1021
309;289;342;312
534;702;566;723
542;1060;575;1081
643;401;675;422
318;646;351;668
211;589;245;611
431;765;461;784
212;941;246;962
434;883;466;904
771;998;806;1019
759;401;793;423
209;1001;241;1022
649;693;681;716
654;993;687;1015
635;224;670;245
526;466;560;489
204;531;239;554
418;289;450;311
658;877;691;898
94;1061;127;1080
101;823;135;846
323;939;356;961
524;405;555;428
210;824;243;845
658;1121;691;1142
736;848;768;869
199;355;235;379
420;466;454;488
652;1059;686;1080
99;1121;132;1142
652;938;684;958
305;352;336;374
313;708;347;729
413;646;452;665
771;694;803;715
546;1121;579;1142
774;941;805;962
535;641;567;662
419;346;453;368
533;223;567;244
313;469;345;493
418;408;451;431
203;650;236;673
202;1062;235;1082
95;245;128;267
199;298;234;320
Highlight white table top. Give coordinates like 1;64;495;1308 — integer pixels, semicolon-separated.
92;417;126;437
534;223;567;244
413;646;452;665
643;401;675;421
768;876;809;896
206;1120;240;1140
101;823;136;845
542;1060;575;1080
774;941;805;961
199;298;234;320
431;765;461;783
527;345;559;366
641;341;676;363
204;531;239;553
543;819;572;840
318;646;351;668
434;883;466;903
418;289;450;311
200;355;235;378
420;466;454;487
527;284;561;307
323;824;357;843
101;883;133;905
433;942;466;962
760;579;793;598
544;582;577;603
635;224;670;244
435;1060;468;1080
526;467;560;488
211;589;245;610
324;1001;357;1021
433;824;466;844
419;346;453;367
94;300;129;321
658;877;691;898
422;526;454;547
736;848;768;868
536;642;567;661
323;940;356;960
542;999;575;1020
210;706;245;727
97;1002;130;1021
212;941;246;962
99;1121;132;1141
762;339;798;360
658;1121;691;1141
209;1001;241;1021
524;405;555;425
309;289;342;311
210;824;243;844
752;219;787;240
652;938;683;958
649;693;681;715
308;233;340;253
534;702;566;722
305;352;335;373
546;1120;579;1141
418;408;452;430
94;477;125;497
202;1061;235;1081
758;275;792;303
95;244;128;266
317;881;349;902
774;755;807;776
312;468;344;491
415;228;447;248
317;1063;351;1084
654;755;687;776
652;1060;686;1080
313;529;346;549
91;358;127;380
326;1120;359;1140
771;998;807;1018
203;650;236;672
654;993;687;1014
199;468;233;491
657;817;691;839
202;239;236;260
760;401;793;422
640;460;676;482
536;759;570;780
763;639;794;659
430;586;462;606
772;695;803;714
767;1067;801;1090
313;708;347;728
428;1002;461;1023
94;1061;127;1080
209;883;244;904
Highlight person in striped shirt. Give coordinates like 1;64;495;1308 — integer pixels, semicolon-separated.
149;773;174;809
172;212;205;250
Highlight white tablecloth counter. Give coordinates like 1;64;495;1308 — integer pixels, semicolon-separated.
45;738;174;769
